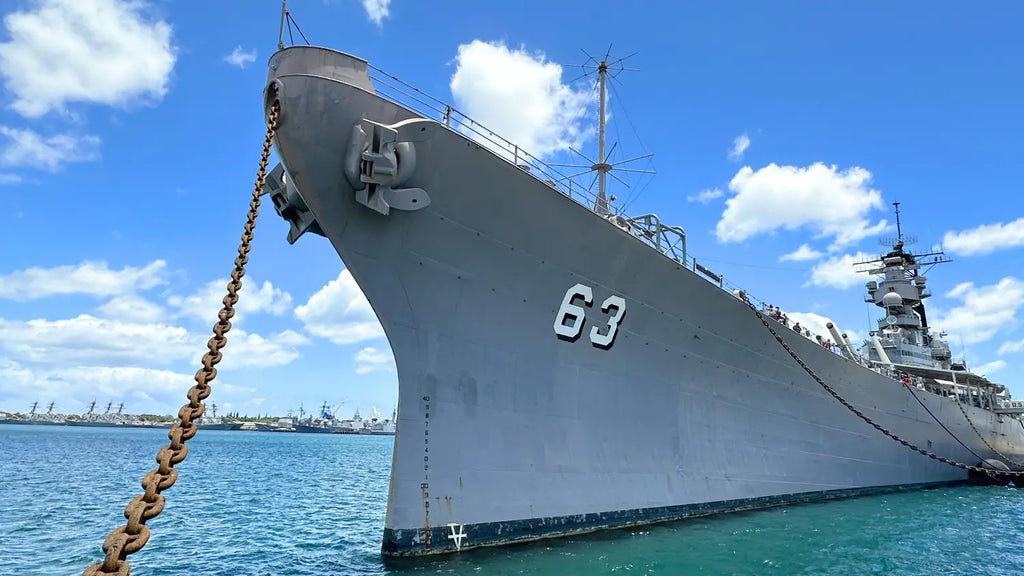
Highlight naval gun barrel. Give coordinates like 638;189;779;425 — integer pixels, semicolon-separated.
840;333;861;365
871;333;892;364
826;322;857;361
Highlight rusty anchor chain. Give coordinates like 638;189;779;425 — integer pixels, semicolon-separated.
82;101;281;576
954;398;1024;469
748;302;1024;478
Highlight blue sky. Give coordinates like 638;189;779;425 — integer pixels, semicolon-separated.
1;0;1023;418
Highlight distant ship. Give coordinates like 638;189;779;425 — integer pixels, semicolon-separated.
64;401;152;427
0;401;66;425
263;44;1024;557
331;408;364;434
195;402;243;431
2;401;172;428
287;401;343;433
358;408;397;436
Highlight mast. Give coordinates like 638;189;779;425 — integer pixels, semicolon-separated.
555;49;654;216
277;0;288;50
595;60;609;215
893;201;903;244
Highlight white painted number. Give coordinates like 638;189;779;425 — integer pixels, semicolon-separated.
553;283;592;341
590;295;626;349
553;283;626;349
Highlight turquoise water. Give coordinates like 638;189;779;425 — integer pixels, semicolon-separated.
2;424;1023;575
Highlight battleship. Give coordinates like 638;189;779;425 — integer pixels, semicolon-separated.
262;43;1024;557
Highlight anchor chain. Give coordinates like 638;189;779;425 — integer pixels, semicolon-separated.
82;101;281;576
954;398;1024;468
747;303;1024;477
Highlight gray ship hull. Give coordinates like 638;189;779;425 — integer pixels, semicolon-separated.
196;423;243;431
291;424;334;434
265;47;1024;556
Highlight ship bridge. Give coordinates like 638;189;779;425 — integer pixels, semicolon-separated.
856;203;953;371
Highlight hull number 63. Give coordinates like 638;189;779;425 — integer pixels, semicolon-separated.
553;283;626;349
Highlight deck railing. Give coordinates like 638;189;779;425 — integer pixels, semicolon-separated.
368;63;966;389
365;63;862;357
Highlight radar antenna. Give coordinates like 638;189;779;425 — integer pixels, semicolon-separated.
855;201;951;277
894;201;903;241
552;45;656;215
878;201;919;248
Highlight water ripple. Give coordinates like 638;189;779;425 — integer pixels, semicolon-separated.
3;425;1024;575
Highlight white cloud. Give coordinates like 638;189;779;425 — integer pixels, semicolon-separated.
999;340;1024;355
0;262;310;415
806;252;873;289
931;278;1024;345
362;0;391;25
220;383;256;394
0;314;304;414
169;278;293;324
196;329;309;370
1;295;304;373
97;294;166;323
0;260;167;301
0;359;193;413
295;269;385;345
0;0;176;118
716;162;889;249
0;172;22;184
686;188;723;204
785;311;863;346
242;397;266;409
223;45;256;68
943;218;1024;257
0;127;100;171
449;40;595;160
780;244;824;262
355;346;394;374
728;133;750;161
0;314;195;366
970;360;1006;377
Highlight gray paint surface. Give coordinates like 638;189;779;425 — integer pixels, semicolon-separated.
265;47;1024;556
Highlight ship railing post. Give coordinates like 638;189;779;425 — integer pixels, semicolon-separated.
443;105;452;128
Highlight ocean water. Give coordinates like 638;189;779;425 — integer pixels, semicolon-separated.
1;425;1023;575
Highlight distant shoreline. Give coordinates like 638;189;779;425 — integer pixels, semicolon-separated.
0;421;396;435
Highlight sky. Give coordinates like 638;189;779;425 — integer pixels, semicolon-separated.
1;0;1023;418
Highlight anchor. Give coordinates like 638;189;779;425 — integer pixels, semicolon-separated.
342;118;434;216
